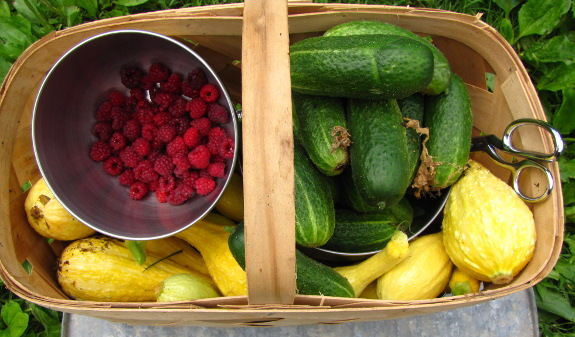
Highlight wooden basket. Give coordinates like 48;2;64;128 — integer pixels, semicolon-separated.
0;2;564;327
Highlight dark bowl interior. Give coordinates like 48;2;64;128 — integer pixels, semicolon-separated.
32;30;238;240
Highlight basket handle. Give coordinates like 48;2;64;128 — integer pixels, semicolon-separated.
241;0;296;305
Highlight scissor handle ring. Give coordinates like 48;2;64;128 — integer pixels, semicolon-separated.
512;160;554;203
502;118;564;162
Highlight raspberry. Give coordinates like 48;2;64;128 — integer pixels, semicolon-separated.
155;124;177;143
170;117;190;136
129;181;149;200
166;136;188;158
190;117;212;136
109;132;128;152
206;127;226;155
122;119;141;141
132;137;151;157
207;103;230;124
182;170;200;188
186;97;207;119
211;154;226;164
188;145;211;169
148;63;171;83
134;160;158;183
103;156;124;176
90;140;112;161
118;169;136;186
130;88;145;101
199;84;219;103
121;67;144;89
146;149;162;163
160;73;182;94
108;89;126;107
182;68;207;97
183;127;200;148
111;110;129;131
158;174;176;192
148;178;160;192
207;162;226;178
96;101;113;122
172;155;191;171
139;74;156;90
141;122;157;141
151;138;165;150
135;104;155;124
194;176;216;196
92;122;113;141
153;111;172;126
155;189;169;203
218;137;235;159
154;155;174;177
169;96;188;117
168;183;195;205
152;92;176;109
119;147;141;168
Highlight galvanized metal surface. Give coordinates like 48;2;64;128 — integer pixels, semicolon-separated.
61;288;539;336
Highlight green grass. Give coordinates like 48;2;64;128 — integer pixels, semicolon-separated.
1;0;574;336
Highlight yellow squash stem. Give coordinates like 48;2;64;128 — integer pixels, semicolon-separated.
333;231;410;297
175;213;247;296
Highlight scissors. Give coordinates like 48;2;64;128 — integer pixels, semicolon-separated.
470;118;564;203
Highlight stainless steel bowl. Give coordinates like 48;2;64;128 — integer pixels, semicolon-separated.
32;30;238;240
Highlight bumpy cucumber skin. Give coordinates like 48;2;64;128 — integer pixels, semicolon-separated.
398;93;425;181
228;223;355;298
323;20;451;95
324;199;414;253
339;168;379;212
290;35;433;100
424;74;473;189
347;99;411;208
294;145;335;248
292;92;349;176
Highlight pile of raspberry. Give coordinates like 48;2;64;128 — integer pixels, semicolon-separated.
88;62;234;205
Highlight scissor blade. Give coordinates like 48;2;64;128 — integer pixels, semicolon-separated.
470;135;504;153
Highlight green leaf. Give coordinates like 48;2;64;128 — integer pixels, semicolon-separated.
26;304;60;337
559;156;575;181
125;240;147;265
537;63;575;91
535;284;575;321
0;14;37;61
114;0;150;6
74;0;98;18
492;0;522;17
0;1;10;17
552;88;575;134
523;35;575;67
0;301;29;337
498;18;515;44
517;0;571;40
562;180;575;205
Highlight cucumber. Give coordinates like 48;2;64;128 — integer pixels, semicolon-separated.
347;99;411;208
228;222;355;298
323;199;414;253
323;20;451;95
290;35;434;100
398;93;425;181
292;92;349;176
294;145;335;247
338;168;379;213
423;73;472;189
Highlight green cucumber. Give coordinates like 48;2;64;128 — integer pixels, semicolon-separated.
323;199;414;253
323;20;451;95
347;99;411;208
398;93;425;182
292;92;349;176
294;145;335;247
338;168;379;213
423;73;473;189
290;35;434;100
228;222;355;298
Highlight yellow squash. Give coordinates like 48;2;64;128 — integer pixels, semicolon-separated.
333;231;409;296
25;177;95;241
214;173;244;222
377;232;453;300
175;213;247;296
145;237;210;279
448;268;481;296
442;160;536;284
57;236;216;301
